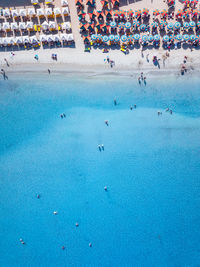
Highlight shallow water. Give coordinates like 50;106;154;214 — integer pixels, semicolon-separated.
0;73;200;267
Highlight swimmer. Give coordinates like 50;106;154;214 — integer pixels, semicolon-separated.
138;77;141;85
53;211;58;215
63;113;66;118
144;77;146;85
114;98;117;106
89;242;92;247
104;186;107;191
141;72;144;80
20;238;25;245
157;111;162;116
101;144;104;151
98;145;101;151
75;222;79;227
165;108;169;112
61;246;65;250
37;194;40;199
105;120;109;126
130;106;133;110
134;104;137;109
170;110;173;114
60;114;63;119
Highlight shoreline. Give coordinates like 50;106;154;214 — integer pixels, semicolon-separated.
0;61;198;78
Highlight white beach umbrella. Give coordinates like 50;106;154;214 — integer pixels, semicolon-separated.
31;0;39;4
30;36;38;43
28;8;36;16
53;34;60;41
67;33;74;41
62;22;71;30
15;36;23;44
39;35;47;42
3;9;11;17
11;22;19;30
37;8;45;16
60;33;68;41
45;8;53;16
61;0;68;6
26;21;34;29
47;35;54;42
54;8;61;16
19;9;27;17
62;7;69;15
42;21;49;30
2;22;10;30
7;37;15;45
11;9;19;17
49;21;56;29
2;38;9;45
45;0;53;3
22;36;30;43
19;22;26;30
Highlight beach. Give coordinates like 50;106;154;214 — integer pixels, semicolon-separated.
0;0;200;76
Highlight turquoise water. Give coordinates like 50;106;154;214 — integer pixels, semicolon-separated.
0;73;200;267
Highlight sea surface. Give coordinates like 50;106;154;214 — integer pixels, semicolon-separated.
0;72;200;267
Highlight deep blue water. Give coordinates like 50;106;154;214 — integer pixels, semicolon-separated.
0;73;200;267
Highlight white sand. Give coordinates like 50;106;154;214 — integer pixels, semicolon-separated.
0;0;200;76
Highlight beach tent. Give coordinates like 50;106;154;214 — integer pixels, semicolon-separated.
31;0;39;5
54;35;60;42
15;36;23;44
2;38;9;45
62;7;69;16
22;36;30;43
45;0;53;4
61;0;68;6
49;21;56;29
54;8;61;16
47;35;54;42
28;8;36;16
39;35;47;42
3;9;11;17
45;8;53;16
11;22;18;30
60;33;68;41
67;34;74;41
2;22;10;30
42;21;49;30
11;10;19;17
62;22;71;30
26;21;34;29
37;8;45;17
19;9;27;17
19;22;26;30
30;36;38;43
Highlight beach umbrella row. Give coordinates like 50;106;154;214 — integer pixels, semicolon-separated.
0;33;74;46
90;34;200;43
1;7;69;18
